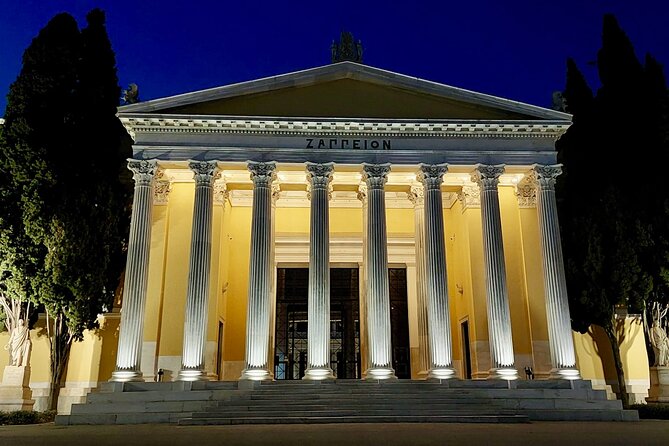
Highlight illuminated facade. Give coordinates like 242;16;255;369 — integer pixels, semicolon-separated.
0;62;651;412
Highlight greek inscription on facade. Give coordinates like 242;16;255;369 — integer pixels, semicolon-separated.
306;138;391;150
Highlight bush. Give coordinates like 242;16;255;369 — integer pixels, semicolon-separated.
630;404;669;419
0;410;56;425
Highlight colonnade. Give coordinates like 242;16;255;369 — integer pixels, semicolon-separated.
112;160;580;382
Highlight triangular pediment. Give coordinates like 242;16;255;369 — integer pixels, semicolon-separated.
119;62;570;121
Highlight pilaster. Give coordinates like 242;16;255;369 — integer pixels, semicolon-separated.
408;184;429;378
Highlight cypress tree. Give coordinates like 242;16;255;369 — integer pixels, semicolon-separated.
0;10;131;409
558;14;669;407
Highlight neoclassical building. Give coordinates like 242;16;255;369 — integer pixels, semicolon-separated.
1;60;651;412
112;59;581;384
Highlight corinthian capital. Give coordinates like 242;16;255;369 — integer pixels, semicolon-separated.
362;163;391;189
531;164;562;190
471;164;505;191
407;183;424;207
357;183;368;204
306;162;334;190
127;159;159;185
153;170;172;205
247;161;277;188
418;163;448;190
189;160;220;185
213;180;228;205
457;184;480;210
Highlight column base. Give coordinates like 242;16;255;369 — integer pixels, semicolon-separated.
364;367;397;380
110;369;144;382
177;369;210;382
488;367;519;380
303;367;335;381
549;367;581;380
427;367;457;380
240;368;273;381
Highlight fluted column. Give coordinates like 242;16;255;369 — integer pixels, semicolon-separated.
472;164;518;380
178;160;220;381
532;164;580;380
112;159;159;382
419;164;456;379
304;162;335;380
408;184;430;378
362;163;396;380
240;161;276;381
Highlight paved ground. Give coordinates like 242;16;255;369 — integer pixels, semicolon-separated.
1;421;668;446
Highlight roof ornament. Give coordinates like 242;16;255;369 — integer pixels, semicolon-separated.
122;83;140;104
330;31;363;64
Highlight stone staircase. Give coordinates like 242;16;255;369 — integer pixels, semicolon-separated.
56;379;638;425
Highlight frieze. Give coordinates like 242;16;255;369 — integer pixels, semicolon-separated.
306;138;391;150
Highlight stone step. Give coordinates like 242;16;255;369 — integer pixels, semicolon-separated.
523;409;639;422
86;389;240;404
214;398;622;411
217;398;496;407
230;389;598;400
70;400;211;414
178;414;531;425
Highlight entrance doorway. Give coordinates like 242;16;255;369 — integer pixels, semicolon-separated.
274;268;361;379
461;319;472;379
389;268;411;379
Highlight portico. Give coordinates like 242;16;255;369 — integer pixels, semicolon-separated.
110;61;580;384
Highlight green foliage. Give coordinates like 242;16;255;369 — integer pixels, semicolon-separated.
0;9;131;408
558;14;669;407
630;404;669;420
0;410;56;425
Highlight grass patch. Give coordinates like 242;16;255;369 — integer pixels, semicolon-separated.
0;410;56;425
630;403;669;419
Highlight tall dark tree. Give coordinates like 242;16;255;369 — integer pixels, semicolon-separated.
0;10;131;410
558;14;669;408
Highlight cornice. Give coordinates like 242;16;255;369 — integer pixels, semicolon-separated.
119;115;570;141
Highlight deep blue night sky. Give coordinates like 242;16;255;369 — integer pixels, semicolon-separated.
1;0;668;115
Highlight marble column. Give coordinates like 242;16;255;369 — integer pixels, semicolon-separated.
408;184;430;378
471;164;518;380
362;163;396;380
304;162;335;380
178;160;220;381
112;159;159;382
532;164;580;380
240;161;276;381
419;164;456;379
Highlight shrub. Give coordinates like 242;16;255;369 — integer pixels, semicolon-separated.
630;404;669;419
0;410;56;425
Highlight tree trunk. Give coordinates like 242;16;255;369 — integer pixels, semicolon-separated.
603;323;629;408
46;311;73;412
